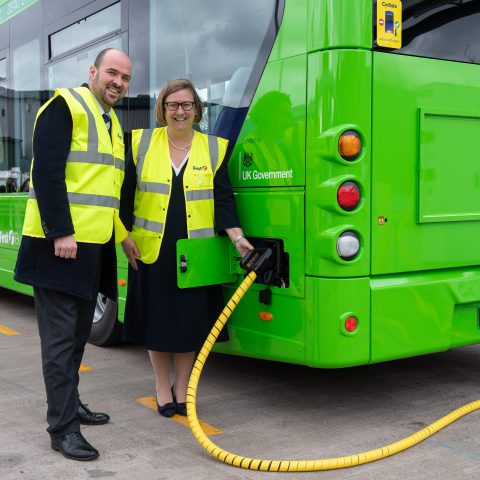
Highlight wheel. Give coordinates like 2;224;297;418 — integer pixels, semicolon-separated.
88;293;123;346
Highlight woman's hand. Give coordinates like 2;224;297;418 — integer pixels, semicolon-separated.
234;236;254;257
226;228;254;257
121;235;140;270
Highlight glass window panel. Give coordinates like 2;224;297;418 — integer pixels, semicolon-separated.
0;58;6;81
148;0;277;140
374;0;480;64
48;37;122;89
8;38;42;192
50;2;121;58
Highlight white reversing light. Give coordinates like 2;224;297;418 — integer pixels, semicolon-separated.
336;231;360;260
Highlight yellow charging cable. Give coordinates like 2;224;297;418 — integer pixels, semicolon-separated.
186;270;480;472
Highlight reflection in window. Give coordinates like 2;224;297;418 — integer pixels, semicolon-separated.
148;0;278;146
10;38;42;192
48;38;122;89
50;2;121;58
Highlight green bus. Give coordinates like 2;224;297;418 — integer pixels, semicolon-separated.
1;0;480;367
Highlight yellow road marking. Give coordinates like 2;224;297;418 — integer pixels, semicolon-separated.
79;363;94;372
0;325;20;336
136;396;223;436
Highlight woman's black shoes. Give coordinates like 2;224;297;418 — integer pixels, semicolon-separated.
176;401;187;416
171;385;187;416
156;387;187;417
156;400;176;418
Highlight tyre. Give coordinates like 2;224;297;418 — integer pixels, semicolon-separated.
88;293;123;346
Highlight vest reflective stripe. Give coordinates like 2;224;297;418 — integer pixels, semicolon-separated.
29;187;118;209
67;151;114;166
22;87;125;243
115;158;125;173
133;216;164;233
135;128;155;177
137;181;171;194
207;134;219;172
69;89;100;152
190;227;215;239
186;189;214;201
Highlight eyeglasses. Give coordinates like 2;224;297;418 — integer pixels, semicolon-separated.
165;101;195;111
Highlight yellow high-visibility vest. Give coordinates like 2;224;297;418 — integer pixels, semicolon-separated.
130;127;228;264
23;87;127;243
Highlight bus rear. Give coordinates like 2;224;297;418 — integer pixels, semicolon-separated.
216;0;480;367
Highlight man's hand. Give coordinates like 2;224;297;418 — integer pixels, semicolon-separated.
54;235;77;259
121;236;140;270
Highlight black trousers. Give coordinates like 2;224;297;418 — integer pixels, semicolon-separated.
34;278;99;439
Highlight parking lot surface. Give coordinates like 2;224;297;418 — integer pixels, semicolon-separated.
1;288;480;480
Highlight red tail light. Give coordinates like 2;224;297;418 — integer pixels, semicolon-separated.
337;181;360;211
345;316;358;332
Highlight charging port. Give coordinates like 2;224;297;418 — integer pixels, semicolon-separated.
240;238;289;288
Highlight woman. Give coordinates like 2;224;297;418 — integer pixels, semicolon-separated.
120;79;252;417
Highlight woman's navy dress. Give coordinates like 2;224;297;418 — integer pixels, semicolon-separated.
120;147;240;352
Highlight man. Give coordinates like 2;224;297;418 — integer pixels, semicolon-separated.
14;48;132;461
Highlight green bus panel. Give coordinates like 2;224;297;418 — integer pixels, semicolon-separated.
176;237;238;289
418;109;480;223
371;267;480;364
268;0;307;61
214;285;306;365
307;0;372;52
230;54;306;189
371;52;480;275
306;49;372;278
305;276;370;368
0;195;29;295
233;188;305;298
116;252;128;323
213;187;306;363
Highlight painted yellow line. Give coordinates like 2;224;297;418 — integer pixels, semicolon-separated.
0;325;20;336
79;363;94;372
136;396;223;436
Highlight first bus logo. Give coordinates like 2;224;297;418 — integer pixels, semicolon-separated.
0;230;20;246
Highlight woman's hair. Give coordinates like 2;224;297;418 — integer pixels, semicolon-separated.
154;79;203;125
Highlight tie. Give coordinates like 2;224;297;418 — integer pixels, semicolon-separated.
102;113;111;135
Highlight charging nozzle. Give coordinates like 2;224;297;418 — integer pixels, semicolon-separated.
240;248;274;275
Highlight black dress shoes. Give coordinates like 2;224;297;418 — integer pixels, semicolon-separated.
157;399;176;417
77;403;110;425
171;385;187;416
51;432;99;461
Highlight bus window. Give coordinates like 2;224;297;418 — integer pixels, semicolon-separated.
375;0;480;64
146;0;278;145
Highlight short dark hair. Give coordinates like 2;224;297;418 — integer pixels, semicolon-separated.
154;79;203;125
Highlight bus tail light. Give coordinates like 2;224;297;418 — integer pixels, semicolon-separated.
337;231;359;260
337;181;360;211
338;130;361;160
259;312;273;321
345;316;358;332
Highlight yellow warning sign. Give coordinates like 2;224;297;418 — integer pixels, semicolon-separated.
377;0;402;49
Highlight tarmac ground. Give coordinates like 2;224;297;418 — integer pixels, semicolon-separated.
1;287;480;480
